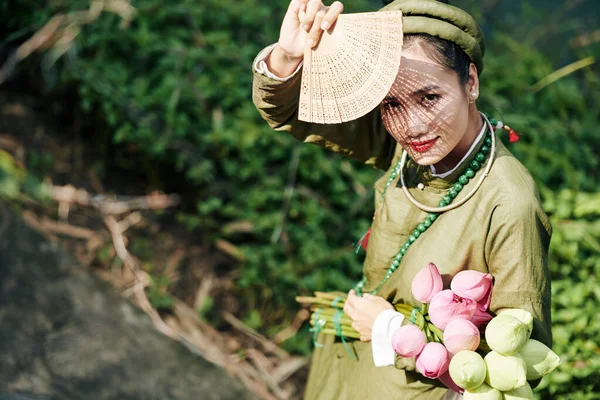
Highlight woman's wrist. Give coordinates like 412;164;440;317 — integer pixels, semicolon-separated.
266;44;303;78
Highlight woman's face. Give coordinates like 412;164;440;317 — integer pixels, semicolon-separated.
380;51;476;168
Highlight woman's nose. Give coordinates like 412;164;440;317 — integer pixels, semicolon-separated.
406;124;429;138
406;109;429;137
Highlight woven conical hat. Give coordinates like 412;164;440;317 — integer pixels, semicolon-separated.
298;11;404;124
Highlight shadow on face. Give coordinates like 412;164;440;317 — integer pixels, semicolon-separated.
380;52;475;169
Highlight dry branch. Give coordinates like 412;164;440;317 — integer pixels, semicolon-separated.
104;214;177;340
223;311;290;360
271;309;310;344
41;183;301;400
35;215;99;240
247;349;291;400
0;1;136;86
50;184;180;215
271;357;309;385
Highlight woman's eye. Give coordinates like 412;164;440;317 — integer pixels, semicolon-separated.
421;94;441;105
384;100;401;109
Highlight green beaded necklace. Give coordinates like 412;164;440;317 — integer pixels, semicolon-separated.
354;119;495;296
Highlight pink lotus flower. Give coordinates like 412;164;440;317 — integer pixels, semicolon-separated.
429;290;477;330
470;307;494;330
391;324;427;358
450;270;493;310
438;371;464;395
416;342;450;379
411;263;443;303
443;319;480;355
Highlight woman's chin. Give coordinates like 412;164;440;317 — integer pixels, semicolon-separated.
409;153;442;166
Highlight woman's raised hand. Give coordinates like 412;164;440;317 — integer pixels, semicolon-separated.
267;0;344;77
279;0;344;56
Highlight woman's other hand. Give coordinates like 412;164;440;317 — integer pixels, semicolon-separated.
267;0;344;77
344;289;393;342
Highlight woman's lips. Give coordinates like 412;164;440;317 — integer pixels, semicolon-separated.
409;137;438;153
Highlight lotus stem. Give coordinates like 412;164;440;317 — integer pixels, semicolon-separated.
320;328;361;340
308;310;353;325
296;296;344;308
300;292;445;343
314;291;347;301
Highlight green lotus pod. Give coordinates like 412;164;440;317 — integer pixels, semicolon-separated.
504;382;534;400
519;339;561;380
485;315;528;355
484;351;527;391
498;309;533;336
449;350;487;390
463;383;503;400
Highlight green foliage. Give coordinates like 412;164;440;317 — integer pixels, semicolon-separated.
1;0;376;336
147;274;175;310
536;190;600;398
478;34;598;193
0;150;48;201
52;0;377;326
0;150;25;199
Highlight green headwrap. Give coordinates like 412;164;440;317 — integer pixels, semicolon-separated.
380;0;486;73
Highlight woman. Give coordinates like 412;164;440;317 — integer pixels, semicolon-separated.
252;0;552;398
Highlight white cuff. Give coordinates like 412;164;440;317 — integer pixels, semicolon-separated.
253;43;303;82
372;309;405;367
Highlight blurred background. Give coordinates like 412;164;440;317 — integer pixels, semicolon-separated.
0;0;598;399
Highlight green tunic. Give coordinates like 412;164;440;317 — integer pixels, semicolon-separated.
252;55;552;400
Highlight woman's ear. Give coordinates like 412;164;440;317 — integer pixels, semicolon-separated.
467;63;480;102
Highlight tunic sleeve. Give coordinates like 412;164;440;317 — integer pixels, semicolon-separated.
485;198;553;349
251;47;396;170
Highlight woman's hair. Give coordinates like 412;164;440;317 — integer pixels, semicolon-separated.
404;34;472;86
381;0;472;86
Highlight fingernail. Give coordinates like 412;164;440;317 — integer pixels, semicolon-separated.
321;21;329;30
302;23;310;31
307;38;314;48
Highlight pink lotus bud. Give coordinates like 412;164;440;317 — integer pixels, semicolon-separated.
451;270;493;310
391;324;427;358
429;290;477;330
438;371;464;394
411;262;444;303
470;307;494;330
443;319;480;355
415;342;450;379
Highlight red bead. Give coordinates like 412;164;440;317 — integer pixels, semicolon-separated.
509;129;520;143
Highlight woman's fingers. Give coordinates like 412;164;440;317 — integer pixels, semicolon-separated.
343;300;353;316
306;1;344;48
344;289;355;311
302;0;323;30
321;1;343;30
288;0;306;16
297;0;309;24
352;322;372;342
297;0;344;48
307;9;327;47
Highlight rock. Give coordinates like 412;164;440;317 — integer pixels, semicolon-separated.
0;205;255;400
